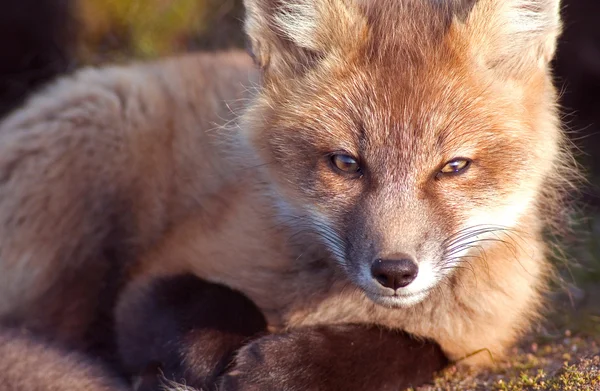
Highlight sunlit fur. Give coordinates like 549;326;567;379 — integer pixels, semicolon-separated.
0;0;576;369
0;329;127;390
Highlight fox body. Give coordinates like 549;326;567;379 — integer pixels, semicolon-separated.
0;0;573;376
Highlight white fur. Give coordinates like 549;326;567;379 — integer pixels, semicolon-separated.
274;1;320;50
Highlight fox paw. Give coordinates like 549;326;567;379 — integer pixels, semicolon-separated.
219;333;319;391
218;325;448;391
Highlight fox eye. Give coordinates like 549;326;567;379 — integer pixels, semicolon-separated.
439;158;471;177
330;153;361;175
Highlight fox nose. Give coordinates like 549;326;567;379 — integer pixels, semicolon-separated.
371;256;419;290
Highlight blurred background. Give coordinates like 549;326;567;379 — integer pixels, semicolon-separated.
0;0;246;116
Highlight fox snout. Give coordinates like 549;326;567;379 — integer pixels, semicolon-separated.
371;255;419;291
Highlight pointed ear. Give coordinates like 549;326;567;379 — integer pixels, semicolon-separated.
460;0;562;77
243;0;367;81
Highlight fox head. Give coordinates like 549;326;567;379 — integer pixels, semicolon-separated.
241;0;572;308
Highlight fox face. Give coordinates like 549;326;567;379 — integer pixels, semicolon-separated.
242;0;567;308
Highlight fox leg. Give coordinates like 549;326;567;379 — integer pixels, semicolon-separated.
116;274;268;391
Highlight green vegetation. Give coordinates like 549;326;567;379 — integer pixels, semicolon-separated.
77;0;244;63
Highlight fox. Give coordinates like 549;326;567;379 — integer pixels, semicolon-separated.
0;0;575;388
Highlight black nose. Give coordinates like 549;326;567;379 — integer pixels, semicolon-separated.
371;256;419;290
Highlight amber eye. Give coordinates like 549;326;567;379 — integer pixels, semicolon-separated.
330;153;361;175
439;158;471;176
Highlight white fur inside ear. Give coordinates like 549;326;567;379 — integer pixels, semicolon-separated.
502;0;560;36
465;0;562;71
273;1;320;50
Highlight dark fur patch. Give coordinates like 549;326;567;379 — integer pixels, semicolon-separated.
116;274;267;391
221;324;449;390
433;0;479;21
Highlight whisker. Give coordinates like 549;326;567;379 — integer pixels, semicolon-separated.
438;222;539;287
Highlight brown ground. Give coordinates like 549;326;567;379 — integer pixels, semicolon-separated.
416;254;600;391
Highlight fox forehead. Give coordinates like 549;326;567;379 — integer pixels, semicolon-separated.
269;52;526;161
357;0;477;48
265;13;506;140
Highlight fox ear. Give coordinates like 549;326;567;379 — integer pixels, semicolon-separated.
243;0;367;81
460;0;562;77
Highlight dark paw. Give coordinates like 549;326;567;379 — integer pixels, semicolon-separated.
219;325;448;391
117;274;267;391
219;334;313;391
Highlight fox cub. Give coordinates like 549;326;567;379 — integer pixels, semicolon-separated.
0;0;575;388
